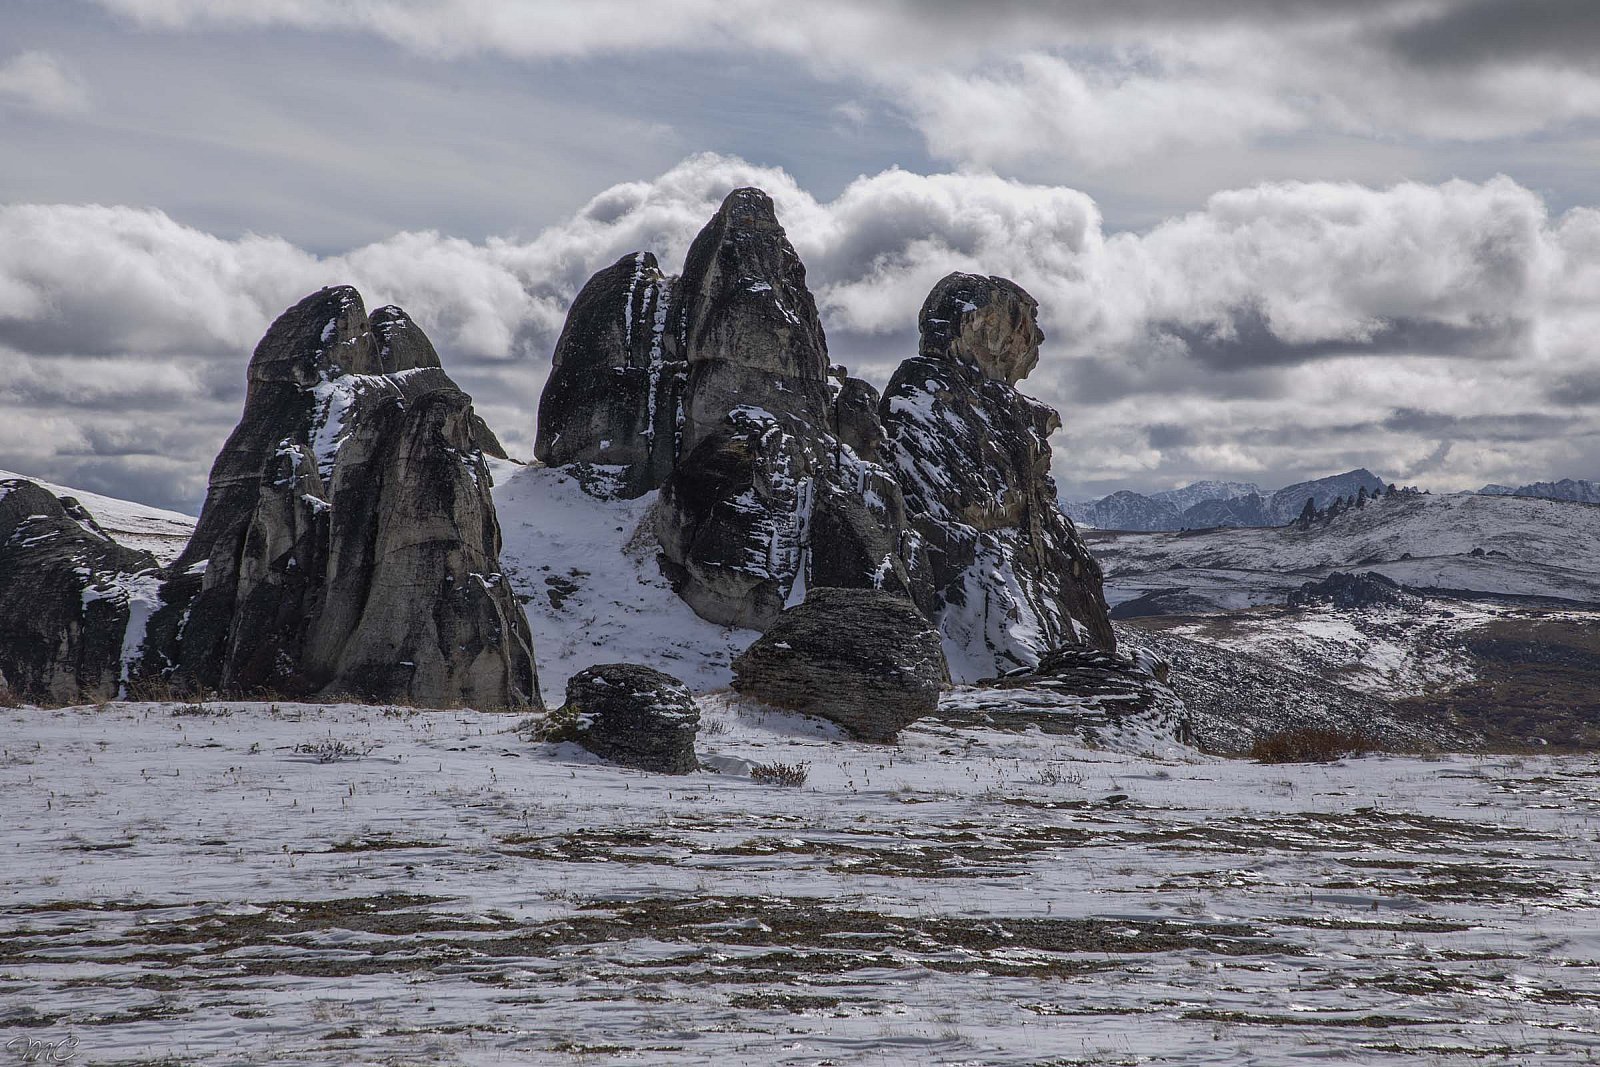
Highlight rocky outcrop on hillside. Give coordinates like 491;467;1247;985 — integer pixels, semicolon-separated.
1119;625;1463;753
880;273;1114;678
935;645;1188;747
539;662;700;773
0;480;162;704
731;587;947;742
137;286;538;709
1288;571;1420;611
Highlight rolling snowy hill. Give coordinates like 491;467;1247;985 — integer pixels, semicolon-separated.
0;469;196;565
1092;490;1600;613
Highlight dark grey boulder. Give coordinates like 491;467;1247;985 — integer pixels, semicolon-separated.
731;587;948;742
541;663;699;773
534;253;683;497
880;272;1114;679
0;480;161;704
138;286;538;709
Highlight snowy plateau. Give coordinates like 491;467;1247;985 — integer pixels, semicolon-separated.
2;465;1599;1066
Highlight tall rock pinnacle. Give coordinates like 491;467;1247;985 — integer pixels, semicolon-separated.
881;272;1114;678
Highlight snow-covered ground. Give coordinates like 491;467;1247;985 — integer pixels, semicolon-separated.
1157;603;1501;700
3;699;1598;1065
1092;492;1600;611
490;459;759;700
0;468;196;565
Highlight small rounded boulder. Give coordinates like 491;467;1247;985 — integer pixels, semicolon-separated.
542;663;700;774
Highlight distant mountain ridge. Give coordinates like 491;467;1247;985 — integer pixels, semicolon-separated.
1068;469;1386;531
1479;478;1600;504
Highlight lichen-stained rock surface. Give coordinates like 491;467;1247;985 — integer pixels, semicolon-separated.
540;662;699;773
731;587;948;742
0;480;162;704
535;253;682;497
881;272;1114;681
139;286;538;709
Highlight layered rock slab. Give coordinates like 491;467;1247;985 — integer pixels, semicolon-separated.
731;587;948;742
881;273;1114;680
0;480;161;704
140;286;538;708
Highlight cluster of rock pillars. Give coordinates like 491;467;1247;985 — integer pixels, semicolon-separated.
0;187;1152;766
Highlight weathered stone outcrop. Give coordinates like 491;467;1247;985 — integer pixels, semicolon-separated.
533;195;1106;656
534;253;682;497
1288;571;1420;611
731;587;947;742
0;480;162;704
540;663;699;773
881;272;1113;680
138;286;538;708
653;190;836;627
936;645;1189;748
371;305;508;459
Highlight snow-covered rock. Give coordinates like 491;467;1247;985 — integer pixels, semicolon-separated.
0;479;162;703
138;286;538;709
881;272;1114;679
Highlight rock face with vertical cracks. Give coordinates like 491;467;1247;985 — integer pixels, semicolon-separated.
137;286;539;708
535;188;927;631
0;480;162;704
534;252;682;498
880;272;1114;680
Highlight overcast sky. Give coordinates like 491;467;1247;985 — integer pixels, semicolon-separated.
2;0;1599;510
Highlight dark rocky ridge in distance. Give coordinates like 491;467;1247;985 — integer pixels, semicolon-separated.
136;286;539;708
0;480;161;704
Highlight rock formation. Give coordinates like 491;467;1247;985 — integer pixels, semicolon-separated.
936;644;1188;748
539;189;929;631
540;663;700;773
0;480;162;704
137;286;539;708
533;198;1113;672
1288;571;1420;611
880;272;1113;679
533;253;682;497
731;587;947;742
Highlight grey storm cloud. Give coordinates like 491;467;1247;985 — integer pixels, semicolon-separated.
1;153;1598;508
82;0;1600;172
